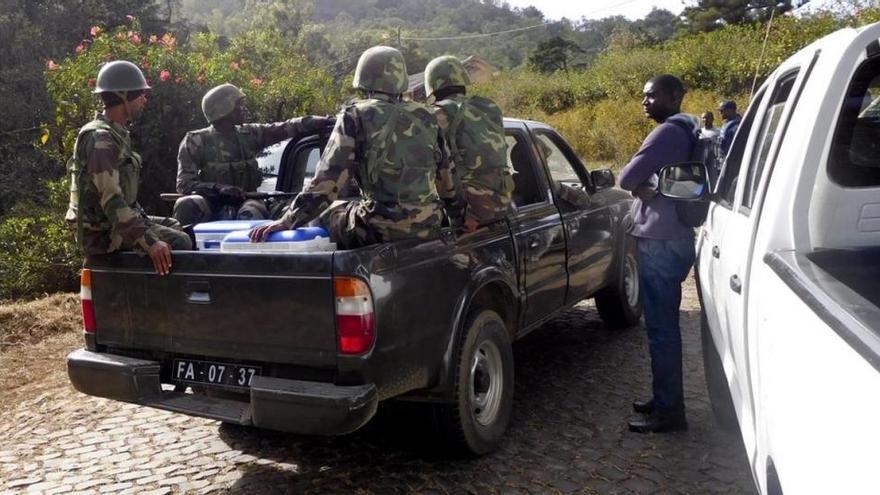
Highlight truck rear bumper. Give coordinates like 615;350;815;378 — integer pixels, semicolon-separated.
67;349;377;435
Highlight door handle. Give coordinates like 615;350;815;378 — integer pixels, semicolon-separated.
712;245;720;258
186;281;212;304
729;274;742;294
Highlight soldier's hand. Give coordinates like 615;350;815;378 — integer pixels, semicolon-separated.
312;115;336;129
249;220;287;243
147;241;173;276
463;216;480;234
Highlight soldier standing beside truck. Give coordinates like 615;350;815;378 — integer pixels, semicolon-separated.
173;83;334;225
424;55;514;232
250;46;451;248
65;60;192;276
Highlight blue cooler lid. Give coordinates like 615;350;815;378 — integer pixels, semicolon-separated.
193;220;271;234
223;226;330;243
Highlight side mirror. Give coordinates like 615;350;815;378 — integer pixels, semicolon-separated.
657;162;708;200
590;169;615;190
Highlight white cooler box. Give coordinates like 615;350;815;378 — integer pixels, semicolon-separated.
193;220;271;250
221;227;335;253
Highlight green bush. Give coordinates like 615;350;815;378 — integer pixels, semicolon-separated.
0;180;80;300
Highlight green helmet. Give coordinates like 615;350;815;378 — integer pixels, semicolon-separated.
352;46;408;95
202;83;246;123
92;60;150;94
424;55;470;98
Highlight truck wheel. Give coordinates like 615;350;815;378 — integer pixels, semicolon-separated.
701;314;738;430
431;309;513;456
595;246;642;328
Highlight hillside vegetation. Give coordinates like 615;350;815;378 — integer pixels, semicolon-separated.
0;0;876;299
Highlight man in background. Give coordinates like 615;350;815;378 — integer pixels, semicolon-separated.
718;100;742;156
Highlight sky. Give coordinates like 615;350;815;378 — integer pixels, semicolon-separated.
502;0;693;21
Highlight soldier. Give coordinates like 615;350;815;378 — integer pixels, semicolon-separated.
250;46;450;248
173;83;334;225
424;55;514;232
66;60;192;276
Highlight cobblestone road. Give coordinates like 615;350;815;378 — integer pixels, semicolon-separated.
0;280;756;494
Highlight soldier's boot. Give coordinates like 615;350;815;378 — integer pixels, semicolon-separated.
173;195;212;225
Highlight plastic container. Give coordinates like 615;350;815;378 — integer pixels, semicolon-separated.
220;226;335;253
193;220;271;250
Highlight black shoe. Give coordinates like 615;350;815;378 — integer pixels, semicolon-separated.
628;411;688;433
632;398;654;414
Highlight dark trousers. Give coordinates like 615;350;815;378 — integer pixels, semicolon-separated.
636;236;696;417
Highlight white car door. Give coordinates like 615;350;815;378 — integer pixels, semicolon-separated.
715;55;815;467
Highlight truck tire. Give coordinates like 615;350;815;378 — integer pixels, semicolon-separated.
595;245;642;328
701;313;738;430
430;309;514;456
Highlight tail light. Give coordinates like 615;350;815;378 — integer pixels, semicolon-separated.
334;277;375;355
80;269;96;333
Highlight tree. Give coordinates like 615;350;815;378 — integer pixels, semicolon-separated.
633;8;681;44
683;0;807;32
527;36;584;73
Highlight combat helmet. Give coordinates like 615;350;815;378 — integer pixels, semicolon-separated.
352;46;408;95
92;60;151;94
424;55;470;98
202;83;246;123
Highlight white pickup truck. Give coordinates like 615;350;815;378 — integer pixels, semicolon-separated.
659;22;880;495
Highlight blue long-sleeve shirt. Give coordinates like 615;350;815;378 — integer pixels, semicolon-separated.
618;113;697;240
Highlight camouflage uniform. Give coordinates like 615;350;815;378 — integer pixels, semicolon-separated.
276;46;450;249
425;55;514;227
66;114;192;255
173;116;329;224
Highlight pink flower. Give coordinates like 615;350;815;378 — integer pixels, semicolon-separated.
46;60;58;71
126;14;136;22
229;61;240;71
90;26;102;37
251;78;263;87
75;44;85;54
159;70;171;82
149;35;158;44
141;60;150;70
129;32;141;45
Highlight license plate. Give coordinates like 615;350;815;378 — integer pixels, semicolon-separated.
172;359;261;388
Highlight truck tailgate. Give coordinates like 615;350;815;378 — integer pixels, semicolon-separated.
87;251;337;367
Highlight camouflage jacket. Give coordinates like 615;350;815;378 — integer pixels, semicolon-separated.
176;117;325;195
279;94;453;240
432;94;513;223
65;113;154;253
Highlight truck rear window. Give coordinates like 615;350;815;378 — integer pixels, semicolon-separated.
829;55;880;187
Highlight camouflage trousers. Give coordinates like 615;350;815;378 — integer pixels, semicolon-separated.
173;194;270;225
316;201;443;250
76;216;192;256
458;174;515;226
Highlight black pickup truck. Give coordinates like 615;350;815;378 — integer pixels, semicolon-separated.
67;118;640;455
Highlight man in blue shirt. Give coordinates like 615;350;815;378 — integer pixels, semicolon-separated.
718;100;742;156
618;74;697;433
